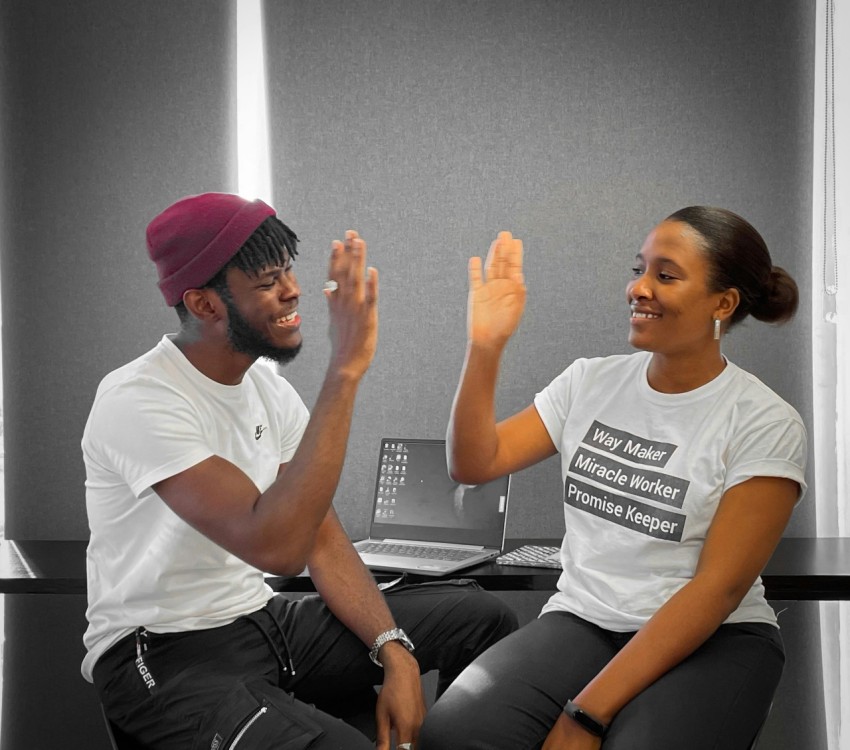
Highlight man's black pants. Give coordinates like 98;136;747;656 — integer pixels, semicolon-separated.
93;579;518;749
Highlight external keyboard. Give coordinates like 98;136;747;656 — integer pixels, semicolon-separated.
360;542;479;561
496;545;562;569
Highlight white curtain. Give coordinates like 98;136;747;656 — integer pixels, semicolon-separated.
812;2;849;749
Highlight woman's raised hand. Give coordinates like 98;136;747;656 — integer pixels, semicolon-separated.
467;231;527;349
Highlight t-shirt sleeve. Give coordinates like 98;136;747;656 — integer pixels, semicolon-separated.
275;378;309;464
84;378;214;498
724;416;808;501
533;359;587;452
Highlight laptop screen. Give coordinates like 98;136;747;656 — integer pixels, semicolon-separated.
369;438;510;547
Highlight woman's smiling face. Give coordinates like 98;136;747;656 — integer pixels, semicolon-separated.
626;220;730;356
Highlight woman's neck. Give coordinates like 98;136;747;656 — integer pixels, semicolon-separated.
646;348;727;394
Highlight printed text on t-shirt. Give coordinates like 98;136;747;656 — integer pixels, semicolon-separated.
565;421;688;541
565;476;685;542
569;446;690;509
584;420;676;467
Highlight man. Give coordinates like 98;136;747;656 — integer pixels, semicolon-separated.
82;193;517;750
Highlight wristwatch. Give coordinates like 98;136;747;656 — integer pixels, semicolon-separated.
563;700;608;738
369;628;415;667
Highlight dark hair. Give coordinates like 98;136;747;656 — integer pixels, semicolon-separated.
175;215;299;323
665;206;798;327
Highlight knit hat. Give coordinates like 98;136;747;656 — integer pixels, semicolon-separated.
147;192;275;305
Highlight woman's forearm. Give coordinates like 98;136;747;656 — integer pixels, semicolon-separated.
446;342;505;483
571;575;740;725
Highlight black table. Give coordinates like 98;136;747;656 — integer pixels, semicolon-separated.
2;537;849;600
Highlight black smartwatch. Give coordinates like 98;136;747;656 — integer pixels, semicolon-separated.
563;700;608;738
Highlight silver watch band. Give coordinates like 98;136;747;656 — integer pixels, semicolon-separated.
369;628;414;666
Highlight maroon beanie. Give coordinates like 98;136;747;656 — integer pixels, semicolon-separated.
147;192;276;306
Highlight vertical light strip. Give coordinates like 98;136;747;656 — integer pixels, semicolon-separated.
237;0;273;204
236;0;276;375
813;2;849;749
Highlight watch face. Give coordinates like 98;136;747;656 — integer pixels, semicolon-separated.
574;710;602;734
565;702;605;737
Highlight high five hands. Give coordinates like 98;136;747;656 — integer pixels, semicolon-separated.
467;231;527;349
321;228;524;378
324;230;379;380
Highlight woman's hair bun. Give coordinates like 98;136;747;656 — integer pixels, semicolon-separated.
751;266;798;324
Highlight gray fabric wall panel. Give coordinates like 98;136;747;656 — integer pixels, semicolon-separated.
0;0;824;746
264;4;825;744
266;0;815;540
0;0;236;538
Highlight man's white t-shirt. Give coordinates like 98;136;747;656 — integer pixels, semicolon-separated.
81;336;310;681
534;351;807;632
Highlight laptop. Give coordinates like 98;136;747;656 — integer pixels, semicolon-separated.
353;438;511;576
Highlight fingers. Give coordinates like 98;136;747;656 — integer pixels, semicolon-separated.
375;709;391;750
325;230;361;283
508;236;524;284
365;265;379;305
325;239;344;294
324;230;379;379
483;236;499;278
480;231;523;283
468;256;483;291
375;716;417;750
345;230;365;290
483;232;511;278
326;230;375;301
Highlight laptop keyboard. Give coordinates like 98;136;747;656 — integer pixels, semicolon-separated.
360;542;480;561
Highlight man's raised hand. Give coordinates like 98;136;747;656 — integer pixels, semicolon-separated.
325;230;379;380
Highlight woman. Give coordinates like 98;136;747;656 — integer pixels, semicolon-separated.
419;207;806;750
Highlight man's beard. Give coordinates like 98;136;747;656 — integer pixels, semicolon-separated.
223;296;302;366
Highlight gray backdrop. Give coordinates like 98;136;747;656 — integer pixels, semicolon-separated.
0;1;824;747
265;0;816;543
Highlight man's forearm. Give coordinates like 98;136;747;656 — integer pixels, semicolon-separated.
307;514;425;750
252;370;364;573
252;235;378;572
307;511;404;647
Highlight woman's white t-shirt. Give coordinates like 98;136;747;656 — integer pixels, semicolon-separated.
534;351;807;632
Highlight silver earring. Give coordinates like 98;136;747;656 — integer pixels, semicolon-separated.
713;318;721;340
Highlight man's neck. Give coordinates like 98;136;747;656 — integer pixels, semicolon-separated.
171;330;256;386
